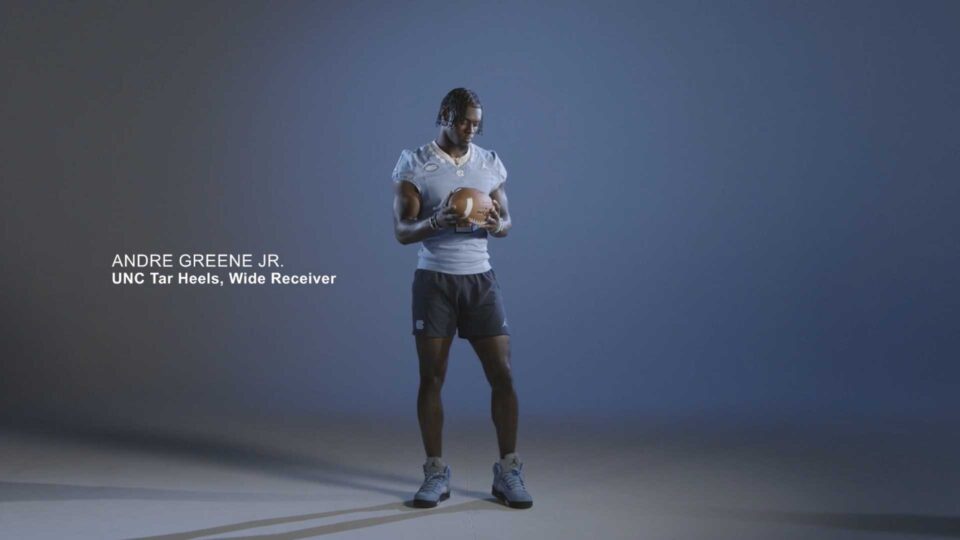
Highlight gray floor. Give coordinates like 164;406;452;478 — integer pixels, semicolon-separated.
1;415;958;539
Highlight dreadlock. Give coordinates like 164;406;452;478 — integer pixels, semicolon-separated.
435;88;483;135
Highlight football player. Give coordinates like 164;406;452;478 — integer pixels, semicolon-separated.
392;88;532;509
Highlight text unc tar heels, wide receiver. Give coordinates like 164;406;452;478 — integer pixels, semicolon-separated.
110;253;337;286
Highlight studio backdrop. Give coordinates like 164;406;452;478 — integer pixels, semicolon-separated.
2;0;958;427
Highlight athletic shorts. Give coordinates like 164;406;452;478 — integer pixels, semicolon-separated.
411;269;510;339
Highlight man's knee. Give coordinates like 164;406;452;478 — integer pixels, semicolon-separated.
419;373;445;392
488;365;514;392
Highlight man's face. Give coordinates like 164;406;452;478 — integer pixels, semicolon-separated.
444;106;481;148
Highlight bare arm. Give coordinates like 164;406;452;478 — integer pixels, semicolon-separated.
393;181;459;245
482;185;512;238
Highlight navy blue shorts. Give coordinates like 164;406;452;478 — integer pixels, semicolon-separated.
412;269;510;339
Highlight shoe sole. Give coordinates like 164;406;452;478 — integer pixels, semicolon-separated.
412;491;449;508
492;487;533;509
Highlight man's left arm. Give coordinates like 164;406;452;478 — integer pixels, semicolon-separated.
483;185;511;238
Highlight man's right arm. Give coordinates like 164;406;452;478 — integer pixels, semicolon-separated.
394;181;461;245
393;181;435;245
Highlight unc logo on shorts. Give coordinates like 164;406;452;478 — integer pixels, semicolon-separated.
416;320;425;330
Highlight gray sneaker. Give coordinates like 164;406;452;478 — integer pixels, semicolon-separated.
413;464;450;508
492;460;533;509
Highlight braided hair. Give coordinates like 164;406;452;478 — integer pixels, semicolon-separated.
435;88;483;135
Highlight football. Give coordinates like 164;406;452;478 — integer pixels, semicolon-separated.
448;187;493;225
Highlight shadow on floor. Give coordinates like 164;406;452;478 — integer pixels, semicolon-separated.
132;503;960;539
0;422;492;501
134;498;509;539
0;480;342;503
689;507;960;538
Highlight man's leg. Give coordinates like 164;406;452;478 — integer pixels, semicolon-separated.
416;335;453;458
471;334;532;509
469;335;517;458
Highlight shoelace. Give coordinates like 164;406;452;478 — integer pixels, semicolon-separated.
502;469;526;490
421;473;447;492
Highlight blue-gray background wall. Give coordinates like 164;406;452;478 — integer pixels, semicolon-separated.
2;0;958;427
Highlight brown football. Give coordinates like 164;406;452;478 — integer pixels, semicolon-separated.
449;187;493;225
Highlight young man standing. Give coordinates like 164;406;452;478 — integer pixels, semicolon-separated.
392;88;532;509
